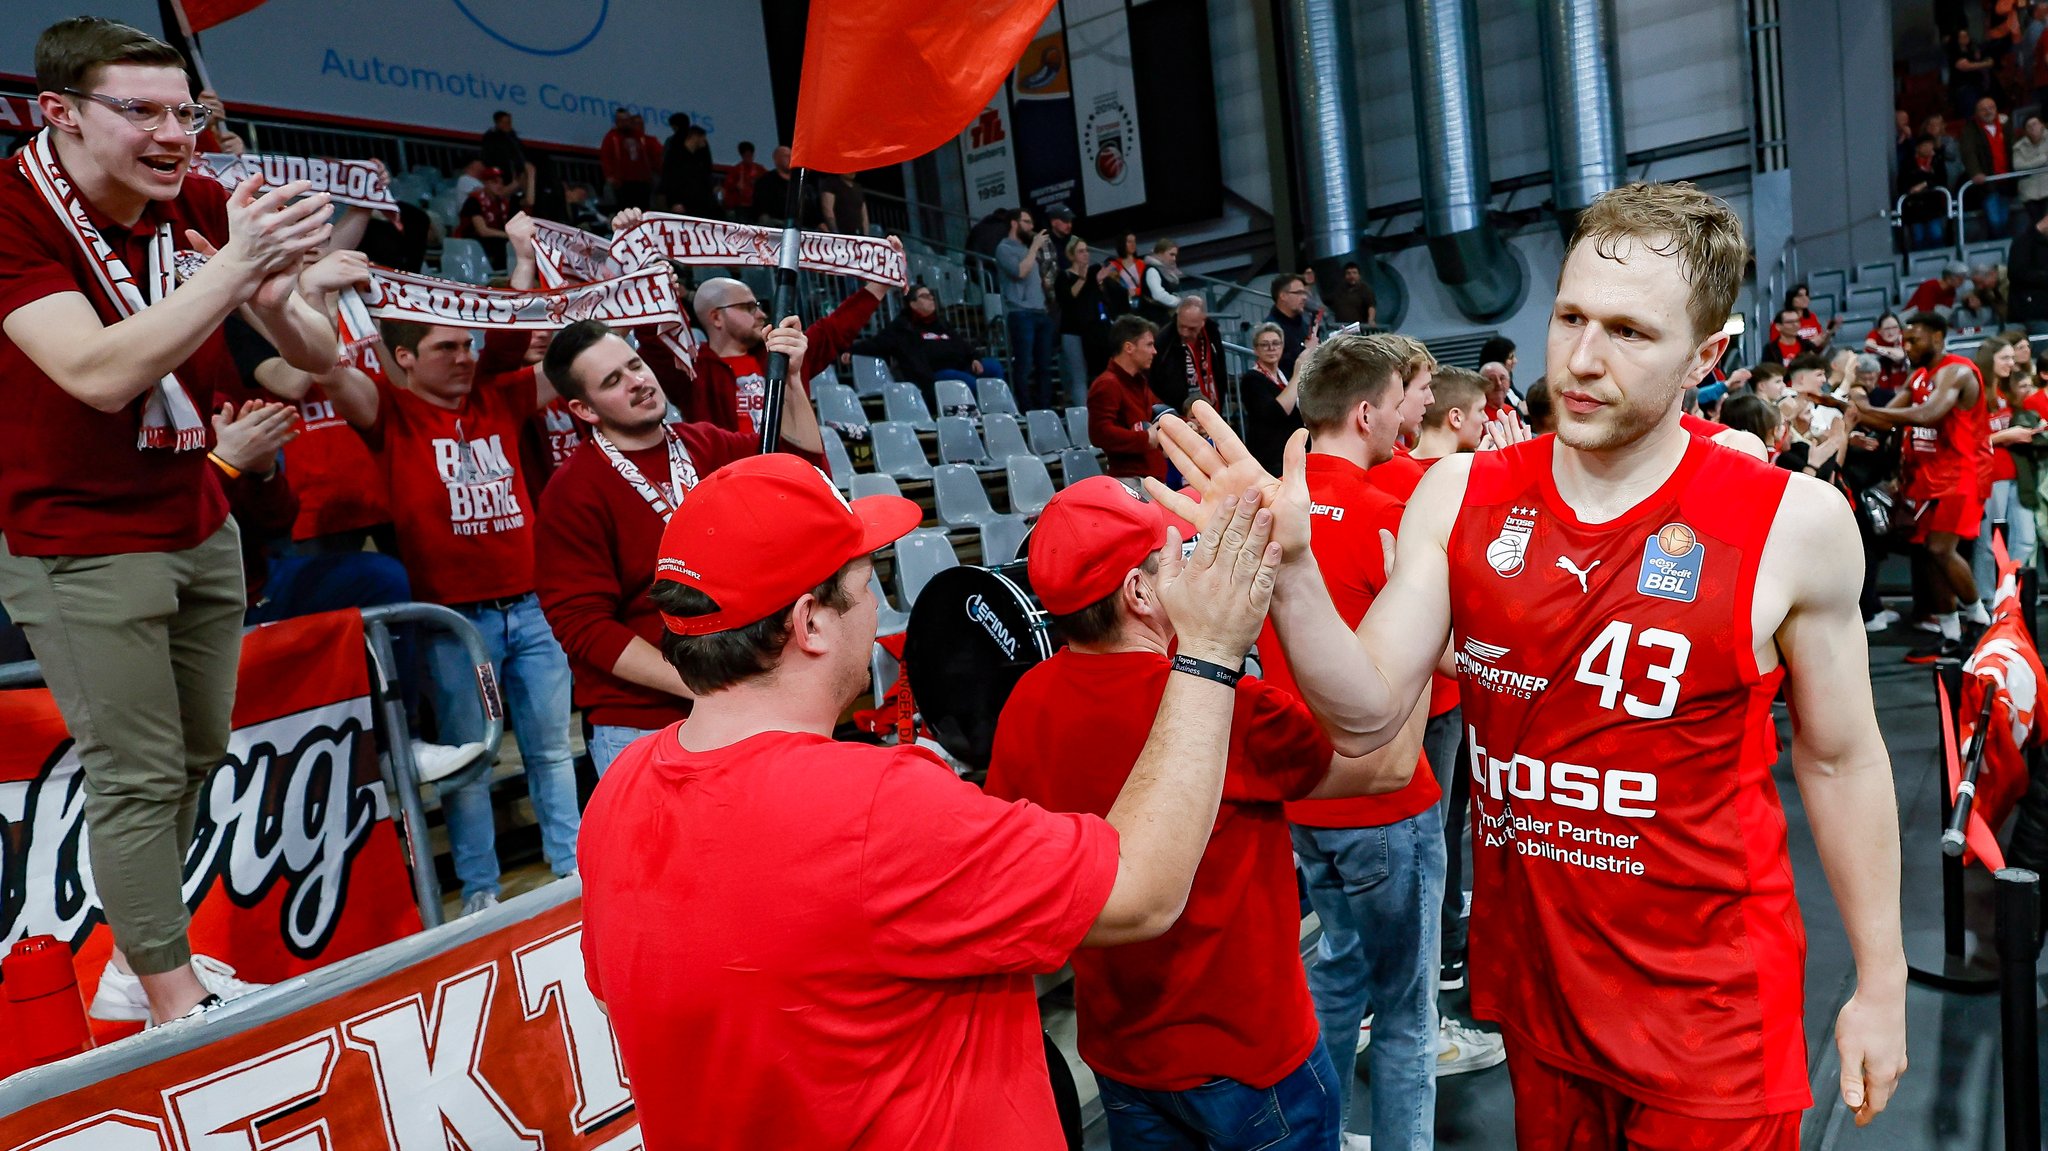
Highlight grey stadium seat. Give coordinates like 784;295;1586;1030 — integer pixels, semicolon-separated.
1006;455;1057;517
1060;448;1104;485
871;421;934;480
936;416;992;466
976;377;1020;416
893;529;960;606
933;464;1002;528
981;412;1033;461
1025;409;1070;456
935;378;980;419
883;381;938;431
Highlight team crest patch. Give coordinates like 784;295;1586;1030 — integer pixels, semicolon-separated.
1487;506;1539;577
1636;522;1702;603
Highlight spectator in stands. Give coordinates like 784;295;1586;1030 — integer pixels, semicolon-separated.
456;166;513;268
536;318;825;774
1523;377;1555;434
480;110;534;205
206;398;300;598
1238;322;1301;475
1478;333;1518;383
577;452;1286;1150
601;107;659;210
1749;361;1789;402
1040;208;1075;292
1962;96;2016;237
820;171;870;235
2011;208;2048;334
1718;391;1779;452
1414;365;1489;460
1975;261;2010;320
1105;233;1147;314
1786;283;1837;350
1299;265;1327;317
1152;294;1224;413
2015;115;2048;223
849;283;992;399
317;312;580;916
1759;307;1820;364
1478;361;1520;422
1924;112;1966;181
1906;259;1970;312
721;141;765;217
1866;312;1913;391
1089;314;1166;482
0;17;346;1024
998;209;1057;409
1140;238;1183;324
1057;237;1115;403
1267;273;1317;378
665;124;717;217
986;475;1421;1151
751;145;793;223
1972;336;2044;592
562;181;607;233
1901;137;1955;250
1951;29;2000;117
1954;287;1999;330
682;242;892;435
1326;260;1376;326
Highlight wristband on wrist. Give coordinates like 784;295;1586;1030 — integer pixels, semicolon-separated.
208;452;243;480
1171;653;1243;688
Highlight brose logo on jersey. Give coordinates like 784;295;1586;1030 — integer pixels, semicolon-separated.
1454;637;1550;698
1636;521;1703;603
1486;505;1539;577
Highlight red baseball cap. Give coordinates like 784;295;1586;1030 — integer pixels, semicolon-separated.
1029;476;1194;615
654;454;921;635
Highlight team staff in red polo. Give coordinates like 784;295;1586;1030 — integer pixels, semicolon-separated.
579;454;1291;1149
536;317;827;773
0;18;338;1025
986;476;1426;1149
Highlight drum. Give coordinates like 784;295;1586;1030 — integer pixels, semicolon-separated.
902;565;1052;770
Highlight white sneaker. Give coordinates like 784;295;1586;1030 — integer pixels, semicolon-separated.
1436;1016;1506;1077
1354;1014;1374;1054
89;955;268;1024
413;740;487;783
1965;601;1991;627
1914;617;1944;634
1341;1134;1373;1150
1864;609;1899;633
461;891;501;917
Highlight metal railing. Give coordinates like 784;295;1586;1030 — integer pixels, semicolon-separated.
0;605;505;931
1951;166;2040;256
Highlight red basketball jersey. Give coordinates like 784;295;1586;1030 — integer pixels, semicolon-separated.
1447;434;1809;1119
1900;352;1985;501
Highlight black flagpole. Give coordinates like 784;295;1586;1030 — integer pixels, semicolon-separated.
758;168;806;457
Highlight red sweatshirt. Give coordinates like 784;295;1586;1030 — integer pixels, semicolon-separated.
1088;361;1166;479
682;289;880;435
535;425;825;728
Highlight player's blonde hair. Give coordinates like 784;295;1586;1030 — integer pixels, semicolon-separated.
1567;182;1747;343
1297;332;1411;433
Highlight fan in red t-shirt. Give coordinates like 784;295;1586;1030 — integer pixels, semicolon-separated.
320;314;583;915
987;475;1422;1147
578;454;1291;1150
535;317;828;775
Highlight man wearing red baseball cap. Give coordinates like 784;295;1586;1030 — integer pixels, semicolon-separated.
577;454;1292;1150
984;476;1428;1150
455;165;513;267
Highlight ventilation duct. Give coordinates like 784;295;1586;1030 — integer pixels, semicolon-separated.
1404;0;1524;321
1538;0;1627;232
1278;0;1367;266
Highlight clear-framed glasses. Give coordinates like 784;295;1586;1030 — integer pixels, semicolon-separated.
718;299;766;314
63;89;212;136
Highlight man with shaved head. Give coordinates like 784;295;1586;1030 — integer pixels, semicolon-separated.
681;237;904;435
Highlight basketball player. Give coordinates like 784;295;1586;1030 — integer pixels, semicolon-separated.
1151;182;1907;1147
1850;312;1986;661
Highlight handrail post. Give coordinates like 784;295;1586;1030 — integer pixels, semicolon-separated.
362;616;444;929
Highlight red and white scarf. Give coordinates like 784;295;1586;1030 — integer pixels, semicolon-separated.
593;426;699;521
19;129;206;451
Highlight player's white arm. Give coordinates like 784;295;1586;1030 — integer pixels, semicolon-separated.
1852;363;1967;430
1769;478;1909;1122
1085;492;1283;947
610;638;694;699
1303;691;1429;799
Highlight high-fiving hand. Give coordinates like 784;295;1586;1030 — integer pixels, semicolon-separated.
1153;487;1284;667
1142;399;1313;561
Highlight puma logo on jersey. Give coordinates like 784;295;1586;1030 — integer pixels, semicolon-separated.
1555;555;1600;593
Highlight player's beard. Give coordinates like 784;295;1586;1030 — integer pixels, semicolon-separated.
1549;365;1686;453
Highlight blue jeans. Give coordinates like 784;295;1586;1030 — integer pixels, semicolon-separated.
1981;188;2011;238
426;593;580;899
1096;1045;1342;1151
1976;478;2040;593
1006;308;1056;410
247;550;411;623
1293;806;1446;1151
587;723;663;775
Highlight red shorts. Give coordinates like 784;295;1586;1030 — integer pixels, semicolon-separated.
1506;1045;1799;1151
1910;493;1982;543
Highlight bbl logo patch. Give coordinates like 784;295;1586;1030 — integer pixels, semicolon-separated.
1636;522;1702;603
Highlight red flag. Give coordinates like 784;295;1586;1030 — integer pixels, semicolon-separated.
1952;531;2044;867
175;0;268;33
792;0;1058;172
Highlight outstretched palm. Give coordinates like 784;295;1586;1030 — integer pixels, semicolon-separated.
1143;399;1313;560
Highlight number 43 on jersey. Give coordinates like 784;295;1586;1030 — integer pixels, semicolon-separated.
1573;621;1691;720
